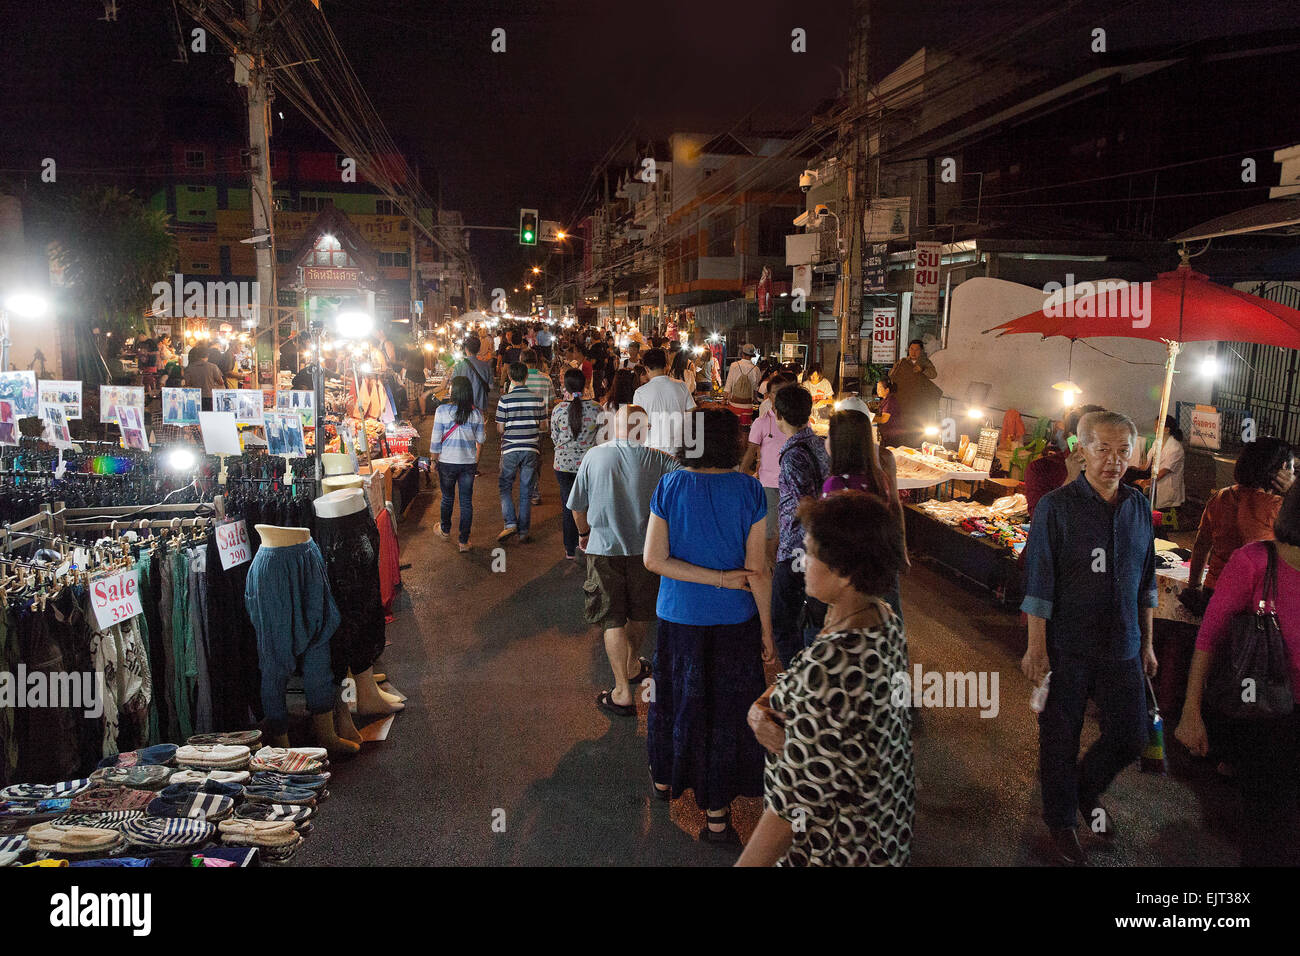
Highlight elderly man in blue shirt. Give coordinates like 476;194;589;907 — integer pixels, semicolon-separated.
1020;410;1158;866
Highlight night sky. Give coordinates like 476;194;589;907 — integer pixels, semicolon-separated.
2;0;1298;289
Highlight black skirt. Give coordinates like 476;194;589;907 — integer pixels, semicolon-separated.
314;508;385;679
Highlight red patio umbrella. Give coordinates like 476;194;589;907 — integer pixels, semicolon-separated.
984;256;1300;502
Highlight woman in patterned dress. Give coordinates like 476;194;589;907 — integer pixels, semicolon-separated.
737;491;914;866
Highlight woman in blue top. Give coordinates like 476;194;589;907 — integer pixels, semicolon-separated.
644;407;773;846
431;376;486;552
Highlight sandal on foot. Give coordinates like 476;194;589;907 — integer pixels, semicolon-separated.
629;659;652;685
699;809;740;846
596;690;635;717
649;769;670;802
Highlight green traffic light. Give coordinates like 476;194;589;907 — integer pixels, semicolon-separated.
524;231;534;241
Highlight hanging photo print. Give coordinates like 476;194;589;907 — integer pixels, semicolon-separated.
100;385;145;425
162;387;201;426
0;399;18;447
116;405;150;452
213;389;265;425
0;370;38;419
38;379;82;420
264;411;307;458
275;389;316;429
39;404;72;448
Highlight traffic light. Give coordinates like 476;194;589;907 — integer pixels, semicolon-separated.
519;208;538;245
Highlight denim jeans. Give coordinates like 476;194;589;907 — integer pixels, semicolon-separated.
1038;651;1146;830
499;450;540;534
555;469;579;555
437;461;476;543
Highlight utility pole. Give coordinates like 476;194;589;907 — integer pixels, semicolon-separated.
838;0;870;393
241;0;276;386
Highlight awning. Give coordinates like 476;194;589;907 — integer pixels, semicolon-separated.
1171;197;1300;242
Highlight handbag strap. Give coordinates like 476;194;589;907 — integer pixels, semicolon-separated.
1261;540;1279;614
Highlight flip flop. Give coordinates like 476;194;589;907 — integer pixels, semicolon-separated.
629;659;652;685
596;690;636;717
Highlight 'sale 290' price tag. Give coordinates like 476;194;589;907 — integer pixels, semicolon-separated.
216;520;252;570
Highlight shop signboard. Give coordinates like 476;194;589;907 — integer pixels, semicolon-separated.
913;241;942;314
1190;405;1221;450
863;197;911;242
216;520;252;570
868;308;898;364
862;242;889;293
302;266;361;288
88;568;144;629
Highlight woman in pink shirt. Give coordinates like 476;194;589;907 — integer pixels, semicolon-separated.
1176;483;1300;866
739;374;796;569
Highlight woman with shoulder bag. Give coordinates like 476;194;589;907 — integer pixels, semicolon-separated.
1176;482;1300;866
430;376;485;552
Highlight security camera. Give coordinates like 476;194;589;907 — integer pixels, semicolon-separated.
799;169;817;193
814;203;831;220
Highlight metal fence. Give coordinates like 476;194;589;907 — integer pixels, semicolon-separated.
1210;281;1300;452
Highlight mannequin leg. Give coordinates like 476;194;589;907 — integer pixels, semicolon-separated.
303;641;360;757
334;691;362;743
353;666;404;715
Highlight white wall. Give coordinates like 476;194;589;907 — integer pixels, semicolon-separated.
932;276;1214;429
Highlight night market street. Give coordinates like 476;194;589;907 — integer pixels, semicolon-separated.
289;412;1238;867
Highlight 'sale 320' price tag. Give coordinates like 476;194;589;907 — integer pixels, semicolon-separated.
216;520;252;570
88;568;144;630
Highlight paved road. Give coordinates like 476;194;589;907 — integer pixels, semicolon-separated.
293;408;1243;867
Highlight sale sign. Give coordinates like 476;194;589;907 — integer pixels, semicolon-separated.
88;568;144;630
215;520;252;570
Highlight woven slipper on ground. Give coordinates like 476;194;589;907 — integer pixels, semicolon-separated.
26;822;124;856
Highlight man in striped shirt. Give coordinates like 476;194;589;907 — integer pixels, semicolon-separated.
495;362;547;543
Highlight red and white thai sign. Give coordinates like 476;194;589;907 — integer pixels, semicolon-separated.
215;520;252;570
870;308;899;364
303;267;361;288
913;241;942;314
88;569;144;630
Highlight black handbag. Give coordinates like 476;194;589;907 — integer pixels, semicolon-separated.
1206;542;1295;720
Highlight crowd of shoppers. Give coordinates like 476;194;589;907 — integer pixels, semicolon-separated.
425;315;1300;869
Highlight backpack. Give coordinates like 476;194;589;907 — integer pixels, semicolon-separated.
731;364;754;403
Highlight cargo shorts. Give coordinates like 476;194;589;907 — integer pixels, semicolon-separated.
583;554;660;631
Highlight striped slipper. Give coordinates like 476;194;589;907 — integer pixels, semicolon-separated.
186;731;263;749
249;747;326;774
59;812;145;832
0;779;93;802
121;817;215;850
168;770;250;786
242;785;317;807
174;745;252;770
146;793;235;823
218;818;299;847
0;833;28;866
234;802;313;824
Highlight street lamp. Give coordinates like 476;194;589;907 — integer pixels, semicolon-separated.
335;310;373;340
1;289;49;372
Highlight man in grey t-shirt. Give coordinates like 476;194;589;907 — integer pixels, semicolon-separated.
568;405;681;716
